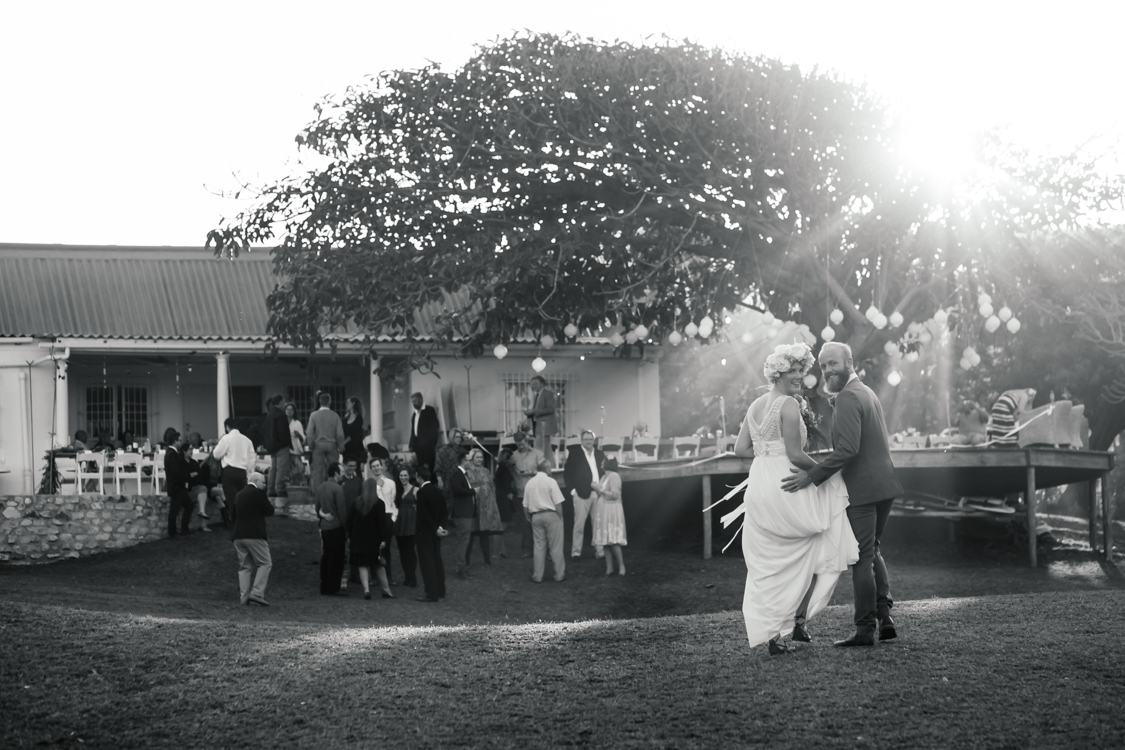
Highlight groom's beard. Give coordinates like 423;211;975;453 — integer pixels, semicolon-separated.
824;371;849;394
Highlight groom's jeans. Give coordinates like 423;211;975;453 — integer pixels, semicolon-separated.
846;498;895;634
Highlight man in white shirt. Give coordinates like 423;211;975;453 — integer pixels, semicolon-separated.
213;417;257;526
563;429;606;559
523;459;566;583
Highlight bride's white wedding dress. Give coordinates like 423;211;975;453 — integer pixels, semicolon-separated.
734;394;859;647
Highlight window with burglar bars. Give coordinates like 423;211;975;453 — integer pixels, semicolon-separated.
285;384;349;424
502;374;572;437
84;385;149;442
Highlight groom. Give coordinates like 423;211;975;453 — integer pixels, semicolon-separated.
781;342;904;647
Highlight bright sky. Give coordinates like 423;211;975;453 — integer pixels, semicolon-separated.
3;0;1122;247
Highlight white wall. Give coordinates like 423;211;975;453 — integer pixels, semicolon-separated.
0;344;60;494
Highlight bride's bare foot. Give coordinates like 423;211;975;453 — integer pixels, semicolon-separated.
618;568;626;576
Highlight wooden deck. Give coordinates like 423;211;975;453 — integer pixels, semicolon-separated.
612;447;1115;566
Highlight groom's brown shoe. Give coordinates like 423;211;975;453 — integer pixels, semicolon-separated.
833;632;875;647
878;615;897;641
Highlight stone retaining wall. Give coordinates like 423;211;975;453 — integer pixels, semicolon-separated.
0;494;319;564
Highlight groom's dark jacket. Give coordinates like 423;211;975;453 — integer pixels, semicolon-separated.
807;376;903;505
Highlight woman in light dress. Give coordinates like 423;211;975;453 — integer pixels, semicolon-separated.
464;447;505;565
731;343;858;655
284;402;307;484
593;457;626;576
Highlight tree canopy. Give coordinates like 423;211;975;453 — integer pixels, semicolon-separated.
209;32;901;357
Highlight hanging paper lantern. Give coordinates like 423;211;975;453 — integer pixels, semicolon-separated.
933;309;948;325
531;357;547;373
1006;317;1021;333
969;351;981;366
625;330;639;344
873;313;888;330
985;315;1001;333
883;340;899;356
767;327;779;339
684;322;699;338
740;331;753;344
887;370;902;387
803;373;818;389
761;311;775;326
634;324;649;340
563;323;578;339
960;358;972;370
889;311;904;328
698;316;715;338
829;308;844;325
493;343;508;360
979;303;994;318
907;321;922;335
998;306;1013;322
919;329;933;344
668;330;683;346
540;334;555;349
905;350;919;363
865;305;880;321
978;293;992;306
609;331;624;347
821;326;836;342
963;346;976;359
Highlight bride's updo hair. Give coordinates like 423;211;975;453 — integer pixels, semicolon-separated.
763;343;815;383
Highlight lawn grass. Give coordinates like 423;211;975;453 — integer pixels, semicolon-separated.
3;516;1125;748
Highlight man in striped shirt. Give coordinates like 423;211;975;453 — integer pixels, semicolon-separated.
986;388;1036;447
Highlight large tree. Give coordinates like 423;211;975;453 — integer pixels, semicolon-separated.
209;32;901;359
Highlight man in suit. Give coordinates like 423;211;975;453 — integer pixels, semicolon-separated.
261;394;291;500
781;342;904;647
449;448;477;580
409;392;441;472
524;376;558;464
230;471;275;606
163;429;193;538
414;465;450;602
563;429;605;559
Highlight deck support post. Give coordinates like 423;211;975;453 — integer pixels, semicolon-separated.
1026;465;1037;567
702;476;712;560
1088;479;1100;554
1103;472;1113;562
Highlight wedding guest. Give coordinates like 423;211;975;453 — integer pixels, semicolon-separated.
188;432;227;524
987;388;1036;447
70;430;91;452
356;458;396;598
284;402;307;484
261;394;291;499
409;392;441;472
564;429;606;560
307;392;345;491
465;447;504;565
449;448;477;579
163;429;193;538
434;428;465;504
392;467;419;587
213;417;256;527
593;457;627;576
342;397;367;467
340;457;365;587
414;465;449;602
316;462;349;596
493;448;517;559
523;459;566;583
508;432;544;557
231;471;274;606
524;376;557;463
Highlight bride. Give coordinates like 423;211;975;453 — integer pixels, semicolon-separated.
731;343;858;654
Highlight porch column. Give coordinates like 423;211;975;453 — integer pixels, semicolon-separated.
54;357;69;448
216;352;230;431
369;355;383;443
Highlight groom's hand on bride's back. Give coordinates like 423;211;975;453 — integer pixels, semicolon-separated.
781;468;811;493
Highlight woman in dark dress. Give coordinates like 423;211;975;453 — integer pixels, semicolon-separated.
393;468;419;587
350;458;394;600
493;448;516;559
342;397;367;467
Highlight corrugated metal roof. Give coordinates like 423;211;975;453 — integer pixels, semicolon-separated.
0;245;274;339
0;244;612;345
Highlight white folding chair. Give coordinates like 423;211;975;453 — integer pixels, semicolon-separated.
113;452;144;495
672;436;701;459
553;436;568;470
631;436;659;463
150;450;166;494
598;438;623;461
55;456;79;494
76;451;107;494
718;435;738;454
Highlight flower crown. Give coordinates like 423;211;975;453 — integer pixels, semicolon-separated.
763;343;816;383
